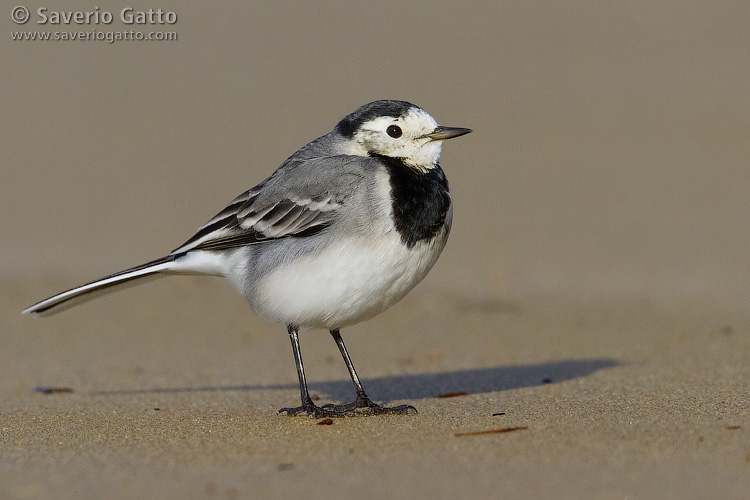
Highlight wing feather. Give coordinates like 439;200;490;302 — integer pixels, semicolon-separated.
171;156;366;254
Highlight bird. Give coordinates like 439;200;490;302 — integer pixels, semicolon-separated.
22;100;472;417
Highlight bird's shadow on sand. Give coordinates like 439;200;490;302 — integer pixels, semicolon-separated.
95;358;619;403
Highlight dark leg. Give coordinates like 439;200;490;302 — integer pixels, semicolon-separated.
278;325;324;416
277;325;372;417
323;329;417;415
330;328;368;401
278;326;416;417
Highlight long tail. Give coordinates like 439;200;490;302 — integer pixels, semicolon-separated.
22;255;183;317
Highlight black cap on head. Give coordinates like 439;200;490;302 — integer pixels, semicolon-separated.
336;100;417;138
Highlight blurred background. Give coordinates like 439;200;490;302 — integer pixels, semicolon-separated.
3;0;750;309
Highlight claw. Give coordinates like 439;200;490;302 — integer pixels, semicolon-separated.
278;403;330;418
279;398;417;418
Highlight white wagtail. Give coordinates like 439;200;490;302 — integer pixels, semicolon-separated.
23;100;471;417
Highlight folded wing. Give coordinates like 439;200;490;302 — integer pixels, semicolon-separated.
172;156;365;254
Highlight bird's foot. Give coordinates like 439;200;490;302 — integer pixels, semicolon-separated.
279;396;417;417
278;403;335;418
324;395;417;416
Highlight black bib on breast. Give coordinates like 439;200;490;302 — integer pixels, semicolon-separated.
373;154;451;248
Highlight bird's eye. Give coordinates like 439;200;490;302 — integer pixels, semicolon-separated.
386;125;402;138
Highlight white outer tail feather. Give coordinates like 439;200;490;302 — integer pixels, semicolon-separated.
22;252;225;317
22;258;175;317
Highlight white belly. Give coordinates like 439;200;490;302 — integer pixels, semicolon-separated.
249;228;449;329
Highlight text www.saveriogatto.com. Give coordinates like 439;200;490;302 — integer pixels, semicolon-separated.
10;6;179;44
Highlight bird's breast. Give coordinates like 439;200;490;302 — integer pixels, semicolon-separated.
375;154;452;248
240;157;452;329
250;225;449;329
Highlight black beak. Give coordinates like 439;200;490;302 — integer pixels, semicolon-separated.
424;126;472;141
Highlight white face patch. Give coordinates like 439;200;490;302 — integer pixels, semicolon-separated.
352;107;444;171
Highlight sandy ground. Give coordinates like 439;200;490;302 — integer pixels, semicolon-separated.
2;285;748;499
2;2;750;499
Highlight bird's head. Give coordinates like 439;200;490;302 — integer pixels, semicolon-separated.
334;100;471;172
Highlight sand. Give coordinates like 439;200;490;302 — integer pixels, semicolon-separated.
2;287;748;499
2;2;749;499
